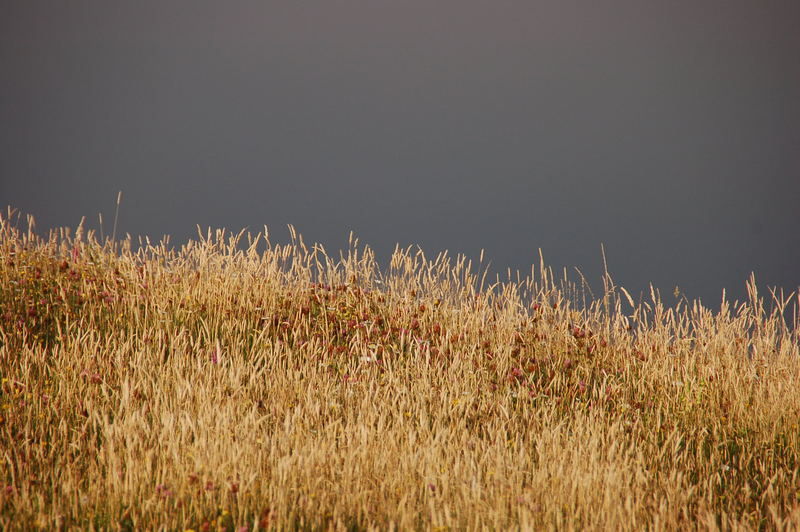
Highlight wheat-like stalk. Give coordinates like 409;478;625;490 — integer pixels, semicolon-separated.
0;210;798;530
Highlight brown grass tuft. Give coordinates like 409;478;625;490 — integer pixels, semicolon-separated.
1;210;799;530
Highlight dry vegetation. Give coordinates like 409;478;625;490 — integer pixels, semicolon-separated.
1;210;799;531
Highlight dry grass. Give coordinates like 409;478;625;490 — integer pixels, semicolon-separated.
1;210;799;531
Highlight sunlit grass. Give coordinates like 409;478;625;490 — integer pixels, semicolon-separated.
1;210;798;530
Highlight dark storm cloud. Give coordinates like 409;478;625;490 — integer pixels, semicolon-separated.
2;0;799;305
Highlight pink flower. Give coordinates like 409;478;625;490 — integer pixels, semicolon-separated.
155;483;173;498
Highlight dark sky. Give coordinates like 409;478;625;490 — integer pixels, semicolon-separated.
2;1;799;306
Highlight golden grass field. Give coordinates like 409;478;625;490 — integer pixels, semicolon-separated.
1;210;799;531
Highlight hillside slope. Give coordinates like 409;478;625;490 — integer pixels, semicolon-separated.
1;212;799;530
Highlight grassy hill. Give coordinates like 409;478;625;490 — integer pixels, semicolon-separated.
1;211;799;530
